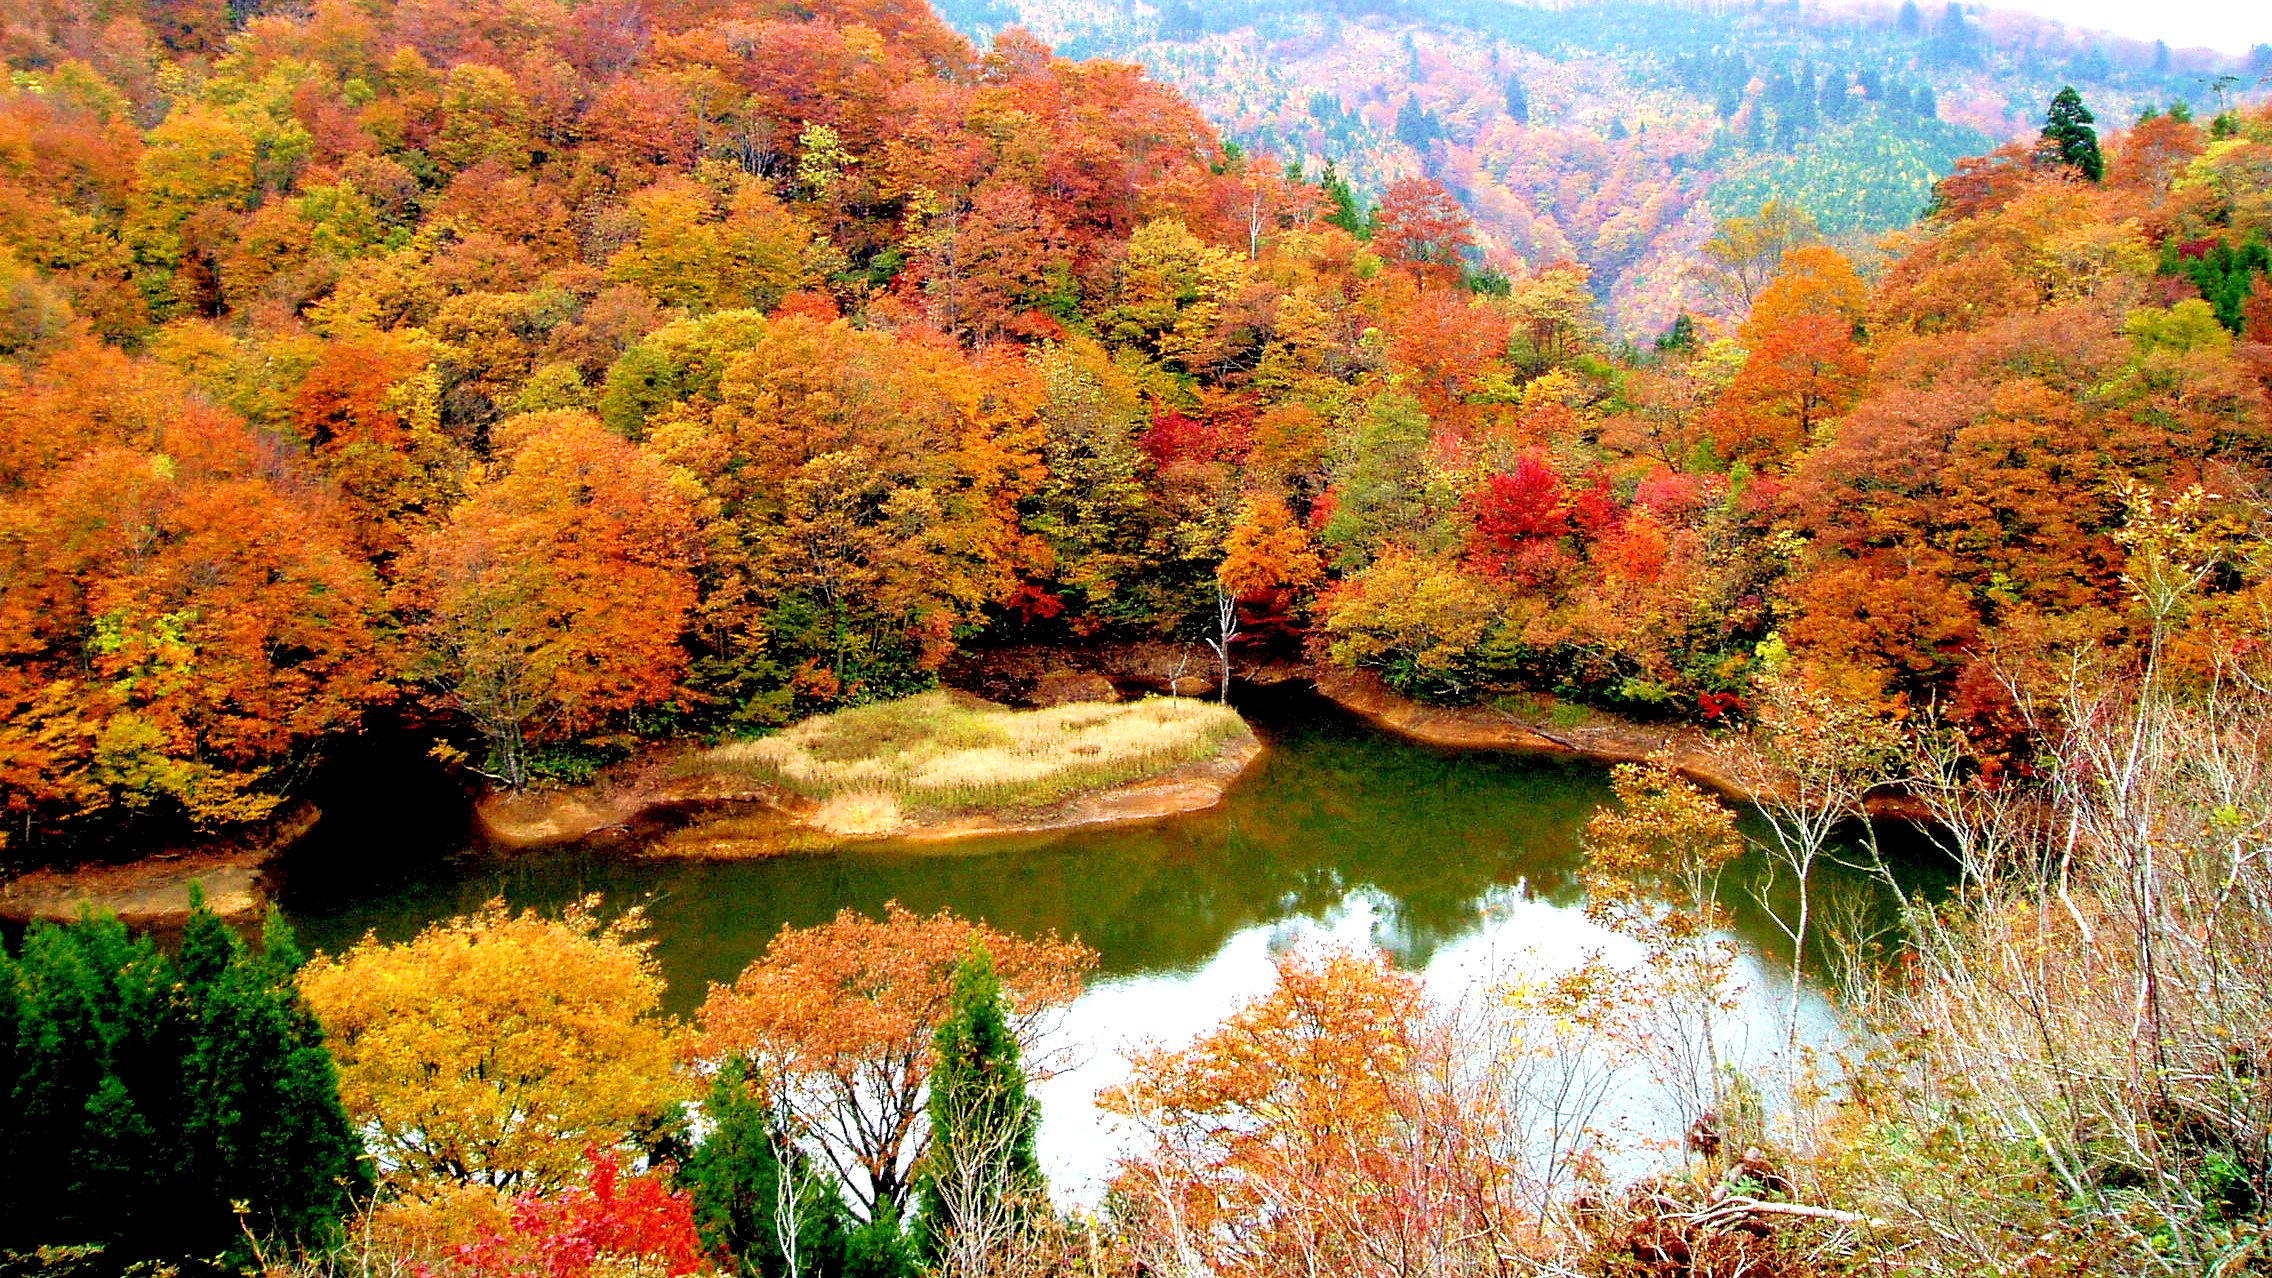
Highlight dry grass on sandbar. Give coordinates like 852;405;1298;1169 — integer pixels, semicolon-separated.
694;690;1248;834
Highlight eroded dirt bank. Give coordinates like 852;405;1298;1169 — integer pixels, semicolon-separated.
0;804;318;925
947;642;1928;820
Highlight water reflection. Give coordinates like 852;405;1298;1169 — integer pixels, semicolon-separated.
1033;883;1837;1200
277;688;1891;1201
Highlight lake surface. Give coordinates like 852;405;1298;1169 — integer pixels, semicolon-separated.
275;687;1908;1198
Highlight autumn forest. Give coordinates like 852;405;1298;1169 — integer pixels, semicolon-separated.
3;0;2272;1272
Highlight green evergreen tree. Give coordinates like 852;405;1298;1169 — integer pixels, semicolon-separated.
1656;312;1699;354
912;944;1042;1269
842;1201;917;1278
178;902;370;1251
2040;85;2105;182
1319;160;1367;239
1503;74;1529;124
1394;92;1441;150
688;1058;850;1278
0;894;367;1266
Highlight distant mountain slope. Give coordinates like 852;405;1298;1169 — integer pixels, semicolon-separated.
940;0;2269;334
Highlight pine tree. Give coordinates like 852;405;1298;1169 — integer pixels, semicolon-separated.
1657;312;1699;354
2040;85;2105;182
0;896;367;1264
1319;160;1366;239
687;1058;849;1278
1395;92;1440;149
843;1201;918;1278
913;944;1042;1269
179;903;370;1251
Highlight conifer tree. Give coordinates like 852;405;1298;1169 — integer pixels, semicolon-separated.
0;895;366;1265
1319;160;1367;238
688;1058;850;1278
2040;85;2105;181
913;944;1043;1270
177;902;369;1251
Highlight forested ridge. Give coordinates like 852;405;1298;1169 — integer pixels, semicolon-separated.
949;0;2272;335
5;0;2272;1272
0;0;2269;854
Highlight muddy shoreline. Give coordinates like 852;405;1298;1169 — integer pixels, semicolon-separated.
0;803;319;925
1;642;1923;924
951;640;1755;788
947;641;1930;820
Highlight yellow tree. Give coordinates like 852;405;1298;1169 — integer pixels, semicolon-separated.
606;176;822;313
1319;549;1499;699
1697;198;1820;318
693;904;1092;1223
122;107;256;317
1107;218;1248;374
299;897;690;1200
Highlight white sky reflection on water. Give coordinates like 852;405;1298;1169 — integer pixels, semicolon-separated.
1029;883;1840;1205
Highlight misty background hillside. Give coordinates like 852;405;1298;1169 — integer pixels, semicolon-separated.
938;0;2272;333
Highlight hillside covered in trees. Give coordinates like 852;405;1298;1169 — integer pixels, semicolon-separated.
1;0;2270;857
942;0;2272;333
5;0;2272;1274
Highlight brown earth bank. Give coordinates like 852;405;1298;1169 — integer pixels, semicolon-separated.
0;803;318;925
945;641;1931;821
2;643;1929;923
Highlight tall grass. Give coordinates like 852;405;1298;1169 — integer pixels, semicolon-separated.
695;691;1249;833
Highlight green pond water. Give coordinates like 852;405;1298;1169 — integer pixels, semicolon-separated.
272;687;1920;1197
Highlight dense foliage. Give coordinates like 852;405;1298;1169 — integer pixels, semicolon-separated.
5;2;2272;1275
0;0;2265;859
947;0;2270;334
298;897;690;1199
0;899;367;1267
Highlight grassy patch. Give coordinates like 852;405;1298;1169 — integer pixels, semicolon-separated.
692;691;1249;833
1491;692;1602;729
1548;699;1599;729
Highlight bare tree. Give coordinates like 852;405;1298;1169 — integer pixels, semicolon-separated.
926;1079;1050;1278
1734;678;1902;1059
1202;584;1239;704
1820;485;2272;1275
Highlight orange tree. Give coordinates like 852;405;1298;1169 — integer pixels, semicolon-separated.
692;904;1092;1224
396;410;699;786
1101;945;1529;1278
0;341;389;844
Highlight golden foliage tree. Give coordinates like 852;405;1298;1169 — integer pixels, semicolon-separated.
299;896;689;1200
